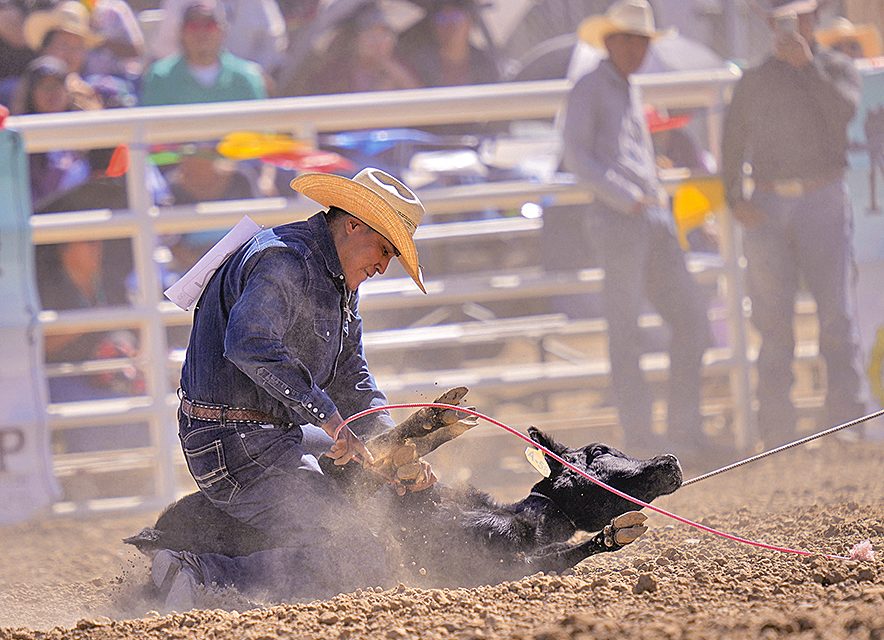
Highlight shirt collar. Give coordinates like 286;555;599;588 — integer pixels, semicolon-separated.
307;212;346;285
599;58;631;90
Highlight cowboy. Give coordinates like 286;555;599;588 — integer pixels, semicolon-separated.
721;0;870;449
152;167;435;610
561;0;713;459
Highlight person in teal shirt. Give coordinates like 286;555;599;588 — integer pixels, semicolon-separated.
140;0;266;106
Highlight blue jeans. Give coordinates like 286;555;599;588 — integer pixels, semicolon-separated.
587;205;711;450
744;179;868;446
177;406;391;600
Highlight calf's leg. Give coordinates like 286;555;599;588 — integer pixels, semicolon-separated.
523;511;648;573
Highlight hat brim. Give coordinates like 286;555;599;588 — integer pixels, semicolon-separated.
578;15;671;51
769;0;818;18
290;172;425;293
816;25;883;58
24;11;104;51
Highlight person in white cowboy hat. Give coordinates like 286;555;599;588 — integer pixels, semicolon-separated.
576;0;671;51
24;1;103;71
721;0;870;450
560;0;714;461
22;1;104;111
155;167;434;610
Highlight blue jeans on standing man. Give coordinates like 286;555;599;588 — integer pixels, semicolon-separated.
743;178;868;447
587;204;711;453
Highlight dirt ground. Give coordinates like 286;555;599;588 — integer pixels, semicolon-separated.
1;437;882;640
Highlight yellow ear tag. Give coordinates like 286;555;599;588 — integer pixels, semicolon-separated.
525;447;551;477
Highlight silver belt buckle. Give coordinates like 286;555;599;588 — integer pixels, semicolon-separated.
773;179;804;198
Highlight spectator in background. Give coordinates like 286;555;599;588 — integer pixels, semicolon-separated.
272;0;323;96
11;55;93;207
815;16;882;59
22;0;106;110
278;0;320;34
397;0;499;88
159;143;258;286
721;0;869;448
562;0;712;458
165;141;257;205
149;0;287;75
304;4;419;95
646;106;717;174
84;0;146;81
272;0;320;94
0;0;38;104
36;146;147;453
35;146;140;399
141;0;267;106
276;0;320;50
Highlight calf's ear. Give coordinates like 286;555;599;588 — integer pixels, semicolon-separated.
527;427;568;474
527;426;569;457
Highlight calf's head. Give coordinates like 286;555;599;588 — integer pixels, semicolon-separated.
527;427;682;532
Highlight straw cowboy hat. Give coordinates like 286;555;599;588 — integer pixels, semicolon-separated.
578;0;671;51
290;168;427;292
816;16;882;58
24;1;103;51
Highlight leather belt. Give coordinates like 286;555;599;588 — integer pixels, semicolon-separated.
180;397;288;425
754;170;842;198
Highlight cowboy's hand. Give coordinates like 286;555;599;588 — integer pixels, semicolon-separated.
391;460;437;496
774;30;812;68
321;412;375;466
732;200;766;228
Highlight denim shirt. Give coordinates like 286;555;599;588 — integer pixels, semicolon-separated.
180;212;395;437
562;59;662;216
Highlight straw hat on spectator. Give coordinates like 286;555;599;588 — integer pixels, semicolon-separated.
816;16;882;58
767;0;818;18
578;0;671;51
24;1;103;51
290;168;427;292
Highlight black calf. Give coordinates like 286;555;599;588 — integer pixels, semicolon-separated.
125;428;682;591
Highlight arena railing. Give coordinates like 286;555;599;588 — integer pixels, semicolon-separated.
6;69;751;514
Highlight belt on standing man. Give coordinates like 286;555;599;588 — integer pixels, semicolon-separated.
754;169;843;198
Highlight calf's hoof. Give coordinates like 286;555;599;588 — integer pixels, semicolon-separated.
603;511;648;548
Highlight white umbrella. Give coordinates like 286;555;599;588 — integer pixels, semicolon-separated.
567;32;726;81
641;32;727;73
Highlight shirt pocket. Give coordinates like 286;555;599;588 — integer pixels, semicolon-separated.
313;316;334;343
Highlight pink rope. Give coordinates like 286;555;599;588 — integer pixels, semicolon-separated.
338;402;853;561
